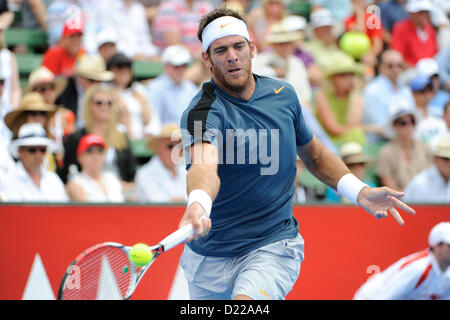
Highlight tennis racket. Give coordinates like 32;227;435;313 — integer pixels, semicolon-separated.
58;223;194;300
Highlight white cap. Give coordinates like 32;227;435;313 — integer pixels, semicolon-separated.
161;45;192;66
9;123;55;158
416;58;439;79
282;15;307;32
428;222;450;246
309;8;335;29
96;29;117;48
405;0;432;13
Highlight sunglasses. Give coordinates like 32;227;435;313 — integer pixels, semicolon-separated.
85;146;105;153
26;111;48;117
386;62;403;69
0;79;5;86
34;83;55;93
93;100;113;107
22;147;47;154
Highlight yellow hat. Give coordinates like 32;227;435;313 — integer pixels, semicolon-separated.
322;52;365;77
339;142;370;165
265;22;303;44
24;66;67;97
75;54;114;82
4;92;56;132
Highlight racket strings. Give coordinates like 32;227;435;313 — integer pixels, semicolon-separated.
62;246;132;300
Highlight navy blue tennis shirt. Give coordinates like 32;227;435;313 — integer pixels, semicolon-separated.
180;74;313;257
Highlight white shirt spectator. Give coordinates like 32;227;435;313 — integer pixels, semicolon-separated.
146;73;198;126
414;113;447;149
354;249;450;300
135;155;187;203
403;164;450;203
71;171;124;202
1;161;68;202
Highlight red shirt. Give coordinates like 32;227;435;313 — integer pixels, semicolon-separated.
42;46;85;77
344;12;383;44
391;19;438;66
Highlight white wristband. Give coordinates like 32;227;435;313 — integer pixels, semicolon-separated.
187;189;212;217
336;174;368;206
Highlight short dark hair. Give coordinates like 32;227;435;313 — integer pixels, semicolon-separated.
197;8;246;43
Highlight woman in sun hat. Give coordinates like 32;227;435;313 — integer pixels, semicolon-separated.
315;51;366;147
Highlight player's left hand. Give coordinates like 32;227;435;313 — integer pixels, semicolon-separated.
357;186;416;225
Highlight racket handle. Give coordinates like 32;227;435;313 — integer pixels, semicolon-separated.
160;224;194;251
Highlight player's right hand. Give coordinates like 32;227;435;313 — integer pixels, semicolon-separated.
179;202;212;242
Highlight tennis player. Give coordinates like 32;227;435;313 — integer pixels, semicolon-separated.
178;8;416;300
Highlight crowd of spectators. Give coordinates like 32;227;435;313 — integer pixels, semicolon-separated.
0;0;449;204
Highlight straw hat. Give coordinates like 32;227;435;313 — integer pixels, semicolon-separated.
75;54;115;82
433;136;450;159
4;92;56;132
322;52;365;77
24;66;67;97
147;123;182;152
339;142;370;165
9;123;56;158
265;22;303;44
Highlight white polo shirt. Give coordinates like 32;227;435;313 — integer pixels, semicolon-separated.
354;249;450;300
403;164;450;203
1;161;68;202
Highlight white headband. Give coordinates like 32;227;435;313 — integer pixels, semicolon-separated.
201;16;250;52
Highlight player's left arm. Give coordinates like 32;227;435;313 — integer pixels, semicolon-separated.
297;136;415;225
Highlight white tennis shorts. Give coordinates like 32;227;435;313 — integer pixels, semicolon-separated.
180;234;305;300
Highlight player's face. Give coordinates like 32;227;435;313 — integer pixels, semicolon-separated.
203;35;255;97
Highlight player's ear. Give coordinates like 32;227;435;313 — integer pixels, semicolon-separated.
202;50;212;70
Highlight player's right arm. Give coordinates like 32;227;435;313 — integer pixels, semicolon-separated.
178;142;220;240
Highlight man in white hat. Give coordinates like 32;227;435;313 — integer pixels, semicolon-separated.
403;136;450;203
146;45;198;127
354;221;450;299
1;123;68;202
135;123;187;203
391;0;438;67
303;8;351;71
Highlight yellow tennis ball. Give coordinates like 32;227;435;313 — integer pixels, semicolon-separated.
129;243;153;267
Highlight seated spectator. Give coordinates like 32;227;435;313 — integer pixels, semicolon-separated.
0;24;21;109
246;0;288;53
379;0;409;45
96;29;118;64
65;134;124;202
363;50;415;143
98;0;158;61
135;124;187;203
376;106;432;191
4;92;56;139
409;74;447;148
42;20;86;77
283;15;323;87
151;0;213;58
24;66;75;153
106;52;153;139
391;0;438;68
325;142;376;203
315;52;366;147
252;22;312;107
146;45;197;127
303;8;351;72
415;58;450;118
1;123;68;202
403;136;450;203
59;83;136;186
310;0;352;22
55;54;115;129
344;0;384;68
